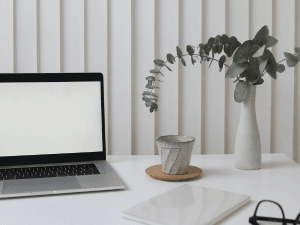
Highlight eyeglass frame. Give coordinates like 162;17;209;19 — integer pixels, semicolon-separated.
249;200;300;225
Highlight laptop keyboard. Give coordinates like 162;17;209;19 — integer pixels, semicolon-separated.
0;163;100;180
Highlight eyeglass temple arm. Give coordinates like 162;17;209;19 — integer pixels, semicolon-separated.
295;213;300;225
250;200;286;225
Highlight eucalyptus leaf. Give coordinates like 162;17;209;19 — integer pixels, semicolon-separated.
253;25;269;46
146;84;159;89
295;47;300;53
154;59;165;67
212;45;218;53
220;34;229;44
253;77;264;85
225;40;241;58
234;80;250;103
191;56;196;65
259;59;268;74
186;45;194;55
199;43;205;51
219;55;226;72
176;46;182;58
146;76;155;81
207;37;215;47
142;96;157;102
142;91;158;97
284;52;298;67
145;101;151;107
298;52;300;61
214;35;221;44
204;44;211;55
199;48;205;60
233;40;254;63
229;47;239;62
150;69;160;74
276;64;285;73
225;62;248;78
149;108;154;113
232;40;242;52
248;44;260;57
243;68;260;84
265;36;278;48
228;36;238;46
264;49;277;79
217;43;223;54
249;57;260;72
252;45;266;58
167;53;175;64
181;57;186;66
150;102;158;110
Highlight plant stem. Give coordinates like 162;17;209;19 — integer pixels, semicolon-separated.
203;55;230;68
163;53;229;68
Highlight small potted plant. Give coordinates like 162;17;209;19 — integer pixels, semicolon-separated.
142;25;300;170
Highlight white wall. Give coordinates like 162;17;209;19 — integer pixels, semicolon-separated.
0;0;299;163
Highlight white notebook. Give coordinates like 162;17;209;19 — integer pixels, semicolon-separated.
122;184;250;225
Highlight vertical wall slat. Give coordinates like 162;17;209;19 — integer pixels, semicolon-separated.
272;0;295;158
85;0;108;154
15;0;37;73
131;0;155;155
107;0;131;155
294;0;300;163
0;0;13;73
225;0;250;154
249;0;272;155
155;0;179;154
178;0;202;155
202;0;225;154
61;0;84;72
38;0;60;73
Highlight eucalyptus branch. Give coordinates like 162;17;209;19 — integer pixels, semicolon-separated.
143;25;300;112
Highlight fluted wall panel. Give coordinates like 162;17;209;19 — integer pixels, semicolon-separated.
154;0;179;155
0;0;298;163
272;0;295;159
249;0;272;155
225;0;249;154
178;0;202;155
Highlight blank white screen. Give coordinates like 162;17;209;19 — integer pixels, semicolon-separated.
0;81;102;156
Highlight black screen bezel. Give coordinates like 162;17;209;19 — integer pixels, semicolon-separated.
0;73;106;167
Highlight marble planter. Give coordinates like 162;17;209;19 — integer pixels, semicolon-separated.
156;135;195;175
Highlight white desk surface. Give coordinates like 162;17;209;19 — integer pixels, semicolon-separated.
1;153;300;225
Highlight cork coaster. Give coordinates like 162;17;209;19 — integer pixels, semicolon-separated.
145;165;202;182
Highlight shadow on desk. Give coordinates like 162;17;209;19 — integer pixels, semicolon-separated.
0;188;127;201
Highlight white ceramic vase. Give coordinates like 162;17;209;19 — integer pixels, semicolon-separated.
234;85;261;170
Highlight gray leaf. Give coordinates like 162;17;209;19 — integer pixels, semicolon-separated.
234;80;250;103
284;52;298;67
265;36;278;48
276;64;285;73
252;45;266;58
225;62;248;78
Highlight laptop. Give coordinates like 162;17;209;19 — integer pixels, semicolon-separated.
0;72;126;198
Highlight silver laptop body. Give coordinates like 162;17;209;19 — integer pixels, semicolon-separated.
0;73;125;198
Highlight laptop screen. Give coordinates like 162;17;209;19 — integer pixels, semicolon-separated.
0;81;103;157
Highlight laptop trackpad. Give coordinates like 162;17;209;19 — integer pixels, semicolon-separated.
2;177;81;194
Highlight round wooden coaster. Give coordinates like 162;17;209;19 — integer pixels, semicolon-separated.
145;165;202;182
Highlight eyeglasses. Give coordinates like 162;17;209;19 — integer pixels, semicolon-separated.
249;200;300;225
